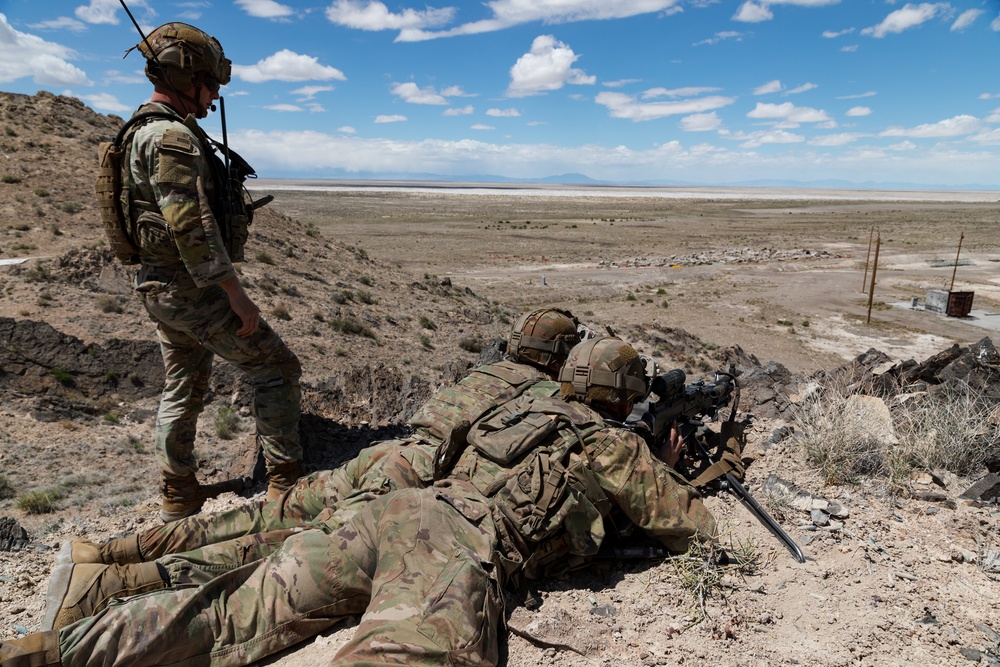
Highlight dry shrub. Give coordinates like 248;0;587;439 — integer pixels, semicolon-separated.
791;376;998;487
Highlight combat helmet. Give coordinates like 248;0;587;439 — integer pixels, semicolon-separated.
507;308;581;373
136;22;231;91
558;337;648;408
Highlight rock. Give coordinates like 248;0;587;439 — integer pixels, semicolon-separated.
811;509;830;526
827;501;849;519
959;473;1000;502
0;517;30;551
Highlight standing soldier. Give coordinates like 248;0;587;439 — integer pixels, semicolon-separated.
111;23;303;521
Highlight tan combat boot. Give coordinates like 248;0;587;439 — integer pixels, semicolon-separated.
56;534;142;565
266;460;304;501
0;630;61;666
41;561;166;631
161;473;247;522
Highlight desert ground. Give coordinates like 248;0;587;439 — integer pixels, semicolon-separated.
0;92;998;666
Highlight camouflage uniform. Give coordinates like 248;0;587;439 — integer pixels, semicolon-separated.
126;101;302;479
51;398;714;667
123;360;554;561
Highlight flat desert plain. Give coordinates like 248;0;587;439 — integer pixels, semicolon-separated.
254;181;1000;373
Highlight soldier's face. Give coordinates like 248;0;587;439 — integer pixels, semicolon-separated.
194;83;220;119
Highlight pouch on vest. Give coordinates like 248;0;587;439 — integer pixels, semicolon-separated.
95;110;186;265
494;448;605;547
467;395;597;465
96;140;140;264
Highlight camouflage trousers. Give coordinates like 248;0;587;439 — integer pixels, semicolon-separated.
59;482;503;667
137;267;302;478
134;439;436;561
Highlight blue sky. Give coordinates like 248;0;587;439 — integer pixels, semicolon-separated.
2;0;999;187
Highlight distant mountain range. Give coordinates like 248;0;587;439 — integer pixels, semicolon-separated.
264;169;1000;192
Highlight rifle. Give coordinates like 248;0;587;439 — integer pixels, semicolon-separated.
629;366;806;563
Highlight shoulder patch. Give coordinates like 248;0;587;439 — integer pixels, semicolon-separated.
161;129;196;154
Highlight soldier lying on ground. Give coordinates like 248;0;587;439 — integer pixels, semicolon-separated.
52;308;582;570
0;337;717;667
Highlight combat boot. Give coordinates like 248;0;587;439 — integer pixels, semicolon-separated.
41;561;166;631
161;473;247;522
56;534;142;566
266;460;304;501
0;630;60;666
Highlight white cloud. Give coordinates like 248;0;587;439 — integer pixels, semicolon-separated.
596;91;735;121
822;28;855;38
679;112;721;132
326;0;455;31
979;93;1000;100
395;0;684;41
228;127;1000;186
887;141;917;151
987;108;1000;123
748;102;832;124
993;13;1000;31
28;17;88;32
643;86;721;99
338;126;356;133
74;92;130;112
440;85;474;97
694;31;744;45
265;104;304;112
846;106;871;117
104;69;147;85
0;15;90;86
733;2;773;22
75;0;124;24
837;91;876;99
292;85;334;100
951;9;983;30
808;133;864;146
471;124;495;130
235;0;294;19
486;108;521;117
391;82;448;105
233;50;346;83
444;105;474;116
880;114;982;138
507;35;595;98
840;44;859;52
604;79;641;88
731;129;804;148
734;0;841;23
862;3;950;38
785;82;818;96
753;80;783;95
374;114;407;123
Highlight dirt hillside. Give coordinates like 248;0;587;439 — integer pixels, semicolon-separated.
0;91;998;667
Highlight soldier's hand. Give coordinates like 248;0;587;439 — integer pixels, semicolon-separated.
219;276;260;337
657;421;684;468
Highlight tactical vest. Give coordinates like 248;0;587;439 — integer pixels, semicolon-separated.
95;105;256;265
408;360;551;444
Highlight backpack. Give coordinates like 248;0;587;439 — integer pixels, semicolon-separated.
95;111;179;264
467;395;604;545
95;110;261;265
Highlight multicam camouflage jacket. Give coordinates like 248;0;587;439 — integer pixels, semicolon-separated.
408;359;556;444
124;102;236;287
449;394;718;580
